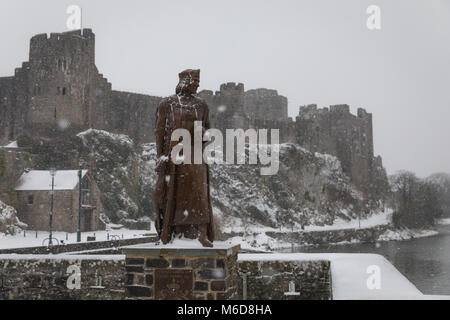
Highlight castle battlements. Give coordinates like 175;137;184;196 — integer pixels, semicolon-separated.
246;88;280;98
31;29;94;42
217;82;245;96
299;104;372;123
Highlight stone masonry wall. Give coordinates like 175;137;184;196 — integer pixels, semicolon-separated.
265;224;389;246
0;255;125;300
109;91;161;144
237;259;332;300
0;236;157;255
0;251;333;300
124;247;240;300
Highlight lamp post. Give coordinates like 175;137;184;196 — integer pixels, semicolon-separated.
49;165;57;246
77;167;82;242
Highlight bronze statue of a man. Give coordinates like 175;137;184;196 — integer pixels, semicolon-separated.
153;69;215;247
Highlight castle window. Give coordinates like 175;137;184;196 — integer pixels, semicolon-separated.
58;59;62;70
27;194;34;205
33;86;41;96
63;60;67;70
57;87;60;95
62;87;66;96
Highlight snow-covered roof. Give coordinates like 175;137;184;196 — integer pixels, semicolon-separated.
15;170;88;191
3;141;18;148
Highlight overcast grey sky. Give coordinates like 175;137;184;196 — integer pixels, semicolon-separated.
0;0;449;177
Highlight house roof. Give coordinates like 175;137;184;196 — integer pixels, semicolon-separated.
15;170;88;191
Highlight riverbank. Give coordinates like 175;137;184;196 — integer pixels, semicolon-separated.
224;213;444;252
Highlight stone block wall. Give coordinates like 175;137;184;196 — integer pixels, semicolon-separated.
0;236;157;255
265;224;389;246
123;245;240;300
109;91;161;144
237;259;332;300
0;255;125;300
0;251;335;300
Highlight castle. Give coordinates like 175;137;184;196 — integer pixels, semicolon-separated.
0;29;387;199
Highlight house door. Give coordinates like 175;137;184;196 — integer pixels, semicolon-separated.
83;209;93;232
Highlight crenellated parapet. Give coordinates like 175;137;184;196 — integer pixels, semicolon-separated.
198;82;289;130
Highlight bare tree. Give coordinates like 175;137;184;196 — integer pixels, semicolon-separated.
390;171;443;228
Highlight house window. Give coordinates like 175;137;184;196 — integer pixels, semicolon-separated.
82;178;91;204
27;194;34;205
57;87;60;95
62;87;66;96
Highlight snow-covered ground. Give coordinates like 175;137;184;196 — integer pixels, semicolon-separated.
437;218;450;225
0;210;391;251
0;209;443;251
238;253;450;300
222;208;445;251
378;228;439;241
0;227;156;250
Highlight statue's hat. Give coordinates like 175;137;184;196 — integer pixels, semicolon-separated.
179;69;200;80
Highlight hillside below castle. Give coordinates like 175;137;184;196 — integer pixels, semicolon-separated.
0;29;389;233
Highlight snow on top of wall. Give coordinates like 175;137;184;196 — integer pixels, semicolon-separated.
0;254;125;261
124;238;239;250
15;170;88;191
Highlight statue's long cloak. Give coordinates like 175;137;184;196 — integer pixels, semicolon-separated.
153;95;214;244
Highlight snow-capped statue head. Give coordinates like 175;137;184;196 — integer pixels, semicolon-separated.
176;69;200;96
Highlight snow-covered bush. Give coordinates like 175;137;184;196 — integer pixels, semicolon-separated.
0;200;27;235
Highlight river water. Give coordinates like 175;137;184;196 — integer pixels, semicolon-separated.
290;225;450;295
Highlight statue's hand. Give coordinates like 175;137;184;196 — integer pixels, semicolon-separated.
155;155;169;173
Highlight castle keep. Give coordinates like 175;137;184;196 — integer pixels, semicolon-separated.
0;29;387;197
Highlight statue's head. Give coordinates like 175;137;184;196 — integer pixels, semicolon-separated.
176;69;200;95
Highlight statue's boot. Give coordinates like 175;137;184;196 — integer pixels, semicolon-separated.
199;224;213;248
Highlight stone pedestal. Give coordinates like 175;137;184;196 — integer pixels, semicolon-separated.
122;243;240;300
